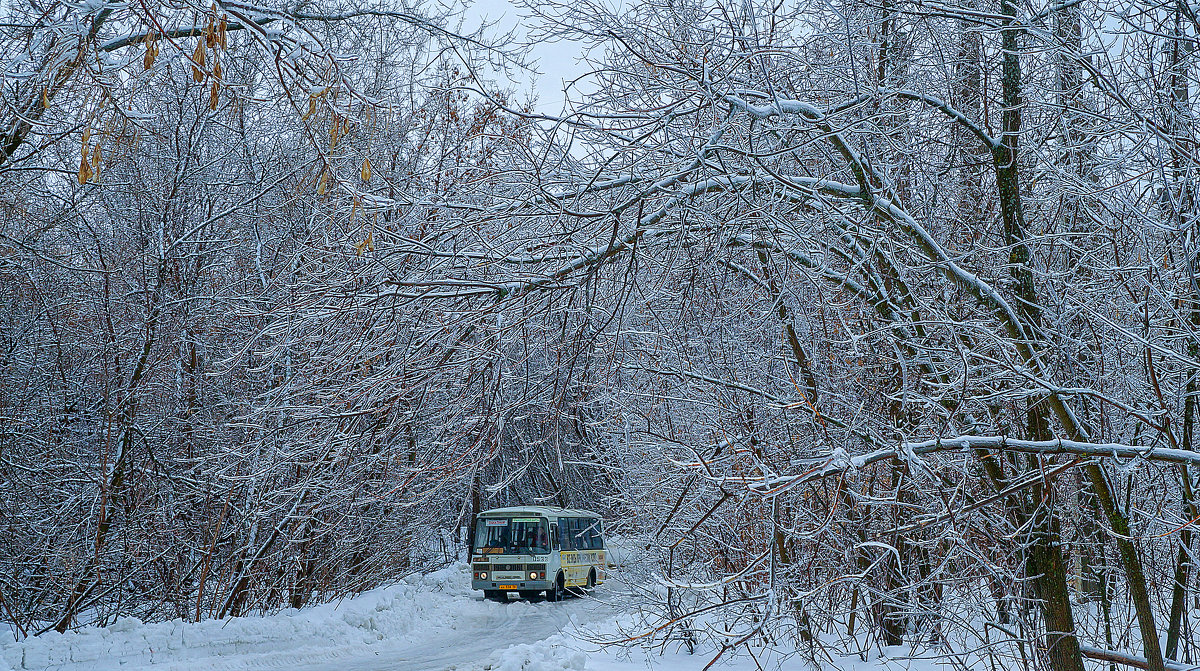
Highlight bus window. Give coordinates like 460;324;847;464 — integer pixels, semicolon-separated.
585;518;603;549
559;519;573;550
477;518;510;550
568;517;587;550
474;517;550;554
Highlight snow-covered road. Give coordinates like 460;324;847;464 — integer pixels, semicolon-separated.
2;566;618;671
3;565;943;671
329;596;611;671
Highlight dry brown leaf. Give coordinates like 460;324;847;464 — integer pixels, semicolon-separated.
361;157;371;182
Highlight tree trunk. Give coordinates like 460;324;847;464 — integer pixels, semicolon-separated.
1165;4;1198;659
992;2;1162;666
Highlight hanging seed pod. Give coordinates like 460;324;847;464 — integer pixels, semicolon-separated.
205;17;216;48
192;41;206;82
218;17;228;48
317;171;328;195
77;156;91;184
91;143;101;175
81;128;91;159
209;81;219;110
212;59;222;80
143;32;157;70
361;157;371;182
41;87;49;108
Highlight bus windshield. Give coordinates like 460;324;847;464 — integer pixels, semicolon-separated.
474;517;550;555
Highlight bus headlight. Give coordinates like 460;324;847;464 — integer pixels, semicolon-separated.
530;571;537;580
480;571;487;580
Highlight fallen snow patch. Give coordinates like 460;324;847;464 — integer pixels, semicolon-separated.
479;635;587;671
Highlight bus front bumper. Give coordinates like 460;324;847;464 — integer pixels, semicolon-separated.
472;579;550;591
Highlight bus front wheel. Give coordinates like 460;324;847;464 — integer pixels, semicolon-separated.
546;575;565;602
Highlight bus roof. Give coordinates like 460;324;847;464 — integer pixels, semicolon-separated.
479;506;603;519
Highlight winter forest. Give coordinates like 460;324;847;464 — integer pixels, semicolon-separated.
5;0;1200;668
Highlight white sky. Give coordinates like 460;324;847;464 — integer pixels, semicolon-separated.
462;0;596;114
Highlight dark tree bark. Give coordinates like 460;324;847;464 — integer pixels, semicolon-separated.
992;3;1086;668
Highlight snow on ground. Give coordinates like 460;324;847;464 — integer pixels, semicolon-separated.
2;564;948;671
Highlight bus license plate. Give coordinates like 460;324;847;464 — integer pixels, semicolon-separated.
499;584;517;590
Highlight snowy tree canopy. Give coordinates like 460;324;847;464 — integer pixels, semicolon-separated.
4;0;1200;669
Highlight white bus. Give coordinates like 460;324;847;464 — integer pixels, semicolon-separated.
470;506;606;602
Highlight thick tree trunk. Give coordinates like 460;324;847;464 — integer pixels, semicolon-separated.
1165;5;1198;659
993;3;1162;667
991;4;1086;668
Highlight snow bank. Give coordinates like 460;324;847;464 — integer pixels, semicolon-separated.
1;565;477;671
